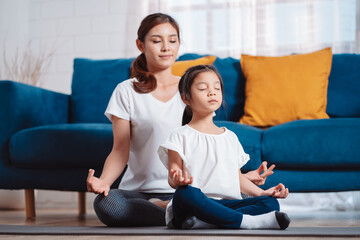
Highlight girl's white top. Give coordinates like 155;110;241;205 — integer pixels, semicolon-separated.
105;78;185;193
158;124;250;200
158;124;250;225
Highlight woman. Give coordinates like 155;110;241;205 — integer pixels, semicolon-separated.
86;13;274;227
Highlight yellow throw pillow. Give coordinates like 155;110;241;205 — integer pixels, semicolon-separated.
239;48;332;128
171;56;217;77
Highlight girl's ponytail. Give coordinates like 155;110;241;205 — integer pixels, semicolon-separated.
182;105;193;126
131;53;157;93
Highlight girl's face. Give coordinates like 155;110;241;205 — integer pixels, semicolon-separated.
187;71;223;115
137;23;180;72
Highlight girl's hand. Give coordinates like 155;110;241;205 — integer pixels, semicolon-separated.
244;161;275;186
170;169;193;187
262;183;289;199
86;169;111;197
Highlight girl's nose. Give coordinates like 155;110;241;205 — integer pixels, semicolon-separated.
208;92;216;96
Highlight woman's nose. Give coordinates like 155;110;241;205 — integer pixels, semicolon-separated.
161;42;169;51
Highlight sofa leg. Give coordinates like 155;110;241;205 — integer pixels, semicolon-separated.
78;192;86;217
25;189;36;219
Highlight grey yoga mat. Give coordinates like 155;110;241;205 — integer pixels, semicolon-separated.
0;225;360;237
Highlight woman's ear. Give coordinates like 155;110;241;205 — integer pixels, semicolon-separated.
136;39;144;53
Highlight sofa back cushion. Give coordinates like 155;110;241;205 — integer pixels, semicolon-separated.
70;58;133;123
327;54;360;117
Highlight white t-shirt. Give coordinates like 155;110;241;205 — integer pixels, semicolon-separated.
158;124;250;200
105;78;185;193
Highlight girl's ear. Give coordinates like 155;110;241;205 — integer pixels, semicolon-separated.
136;39;144;53
181;94;190;105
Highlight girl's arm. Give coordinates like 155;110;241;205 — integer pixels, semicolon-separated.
87;116;131;196
239;170;289;198
168;150;193;189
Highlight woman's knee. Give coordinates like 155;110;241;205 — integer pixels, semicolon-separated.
93;189;129;226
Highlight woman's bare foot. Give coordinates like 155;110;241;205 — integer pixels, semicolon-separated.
149;198;170;209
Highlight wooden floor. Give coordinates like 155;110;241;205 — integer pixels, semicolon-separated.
0;207;359;239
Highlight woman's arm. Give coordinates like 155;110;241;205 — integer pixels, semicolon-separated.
168;150;193;189
239;170;289;198
244;161;275;186
87;116;131;196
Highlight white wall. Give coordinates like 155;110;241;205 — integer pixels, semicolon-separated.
1;0;144;94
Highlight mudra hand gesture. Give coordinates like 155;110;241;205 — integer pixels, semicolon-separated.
244;161;275;186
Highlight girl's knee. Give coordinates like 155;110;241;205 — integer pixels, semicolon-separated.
173;185;203;207
263;196;280;212
174;185;198;200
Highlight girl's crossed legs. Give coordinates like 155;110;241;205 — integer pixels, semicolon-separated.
172;185;288;229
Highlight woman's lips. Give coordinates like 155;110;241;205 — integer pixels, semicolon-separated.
159;55;172;59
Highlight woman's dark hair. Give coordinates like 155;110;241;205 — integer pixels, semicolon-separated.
131;13;180;93
179;65;224;125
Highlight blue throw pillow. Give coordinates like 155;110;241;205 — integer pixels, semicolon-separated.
71;58;133;123
327;54;360;117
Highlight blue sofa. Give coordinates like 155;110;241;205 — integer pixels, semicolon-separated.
1;53;359;218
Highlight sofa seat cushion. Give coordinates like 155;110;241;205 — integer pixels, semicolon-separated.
262;118;360;169
9;124;112;169
215;121;263;172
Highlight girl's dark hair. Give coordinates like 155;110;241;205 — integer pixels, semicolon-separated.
131;13;180;93
179;65;224;125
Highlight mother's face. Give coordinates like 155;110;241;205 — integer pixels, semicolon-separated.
136;23;180;72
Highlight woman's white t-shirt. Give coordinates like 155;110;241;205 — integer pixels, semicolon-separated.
158;124;250;200
105;78;185;193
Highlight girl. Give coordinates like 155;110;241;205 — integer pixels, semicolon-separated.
158;65;290;229
87;13;276;227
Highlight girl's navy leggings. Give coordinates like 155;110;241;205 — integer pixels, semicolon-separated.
172;185;280;229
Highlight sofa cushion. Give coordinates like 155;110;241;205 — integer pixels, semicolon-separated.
215;121;263;172
261;169;360;192
239;48;332;127
71;58;133;123
327;54;360;117
262;118;360;169
9;124;112;169
171;56;217;77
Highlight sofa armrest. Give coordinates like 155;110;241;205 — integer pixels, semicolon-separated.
0;80;70;166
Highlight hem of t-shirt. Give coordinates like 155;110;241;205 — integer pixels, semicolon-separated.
104;109;130;122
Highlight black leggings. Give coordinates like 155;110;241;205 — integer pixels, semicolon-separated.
93;189;173;227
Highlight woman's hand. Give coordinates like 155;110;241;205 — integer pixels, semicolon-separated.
86;169;111;197
262;183;289;199
170;169;193;188
244;161;275;186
